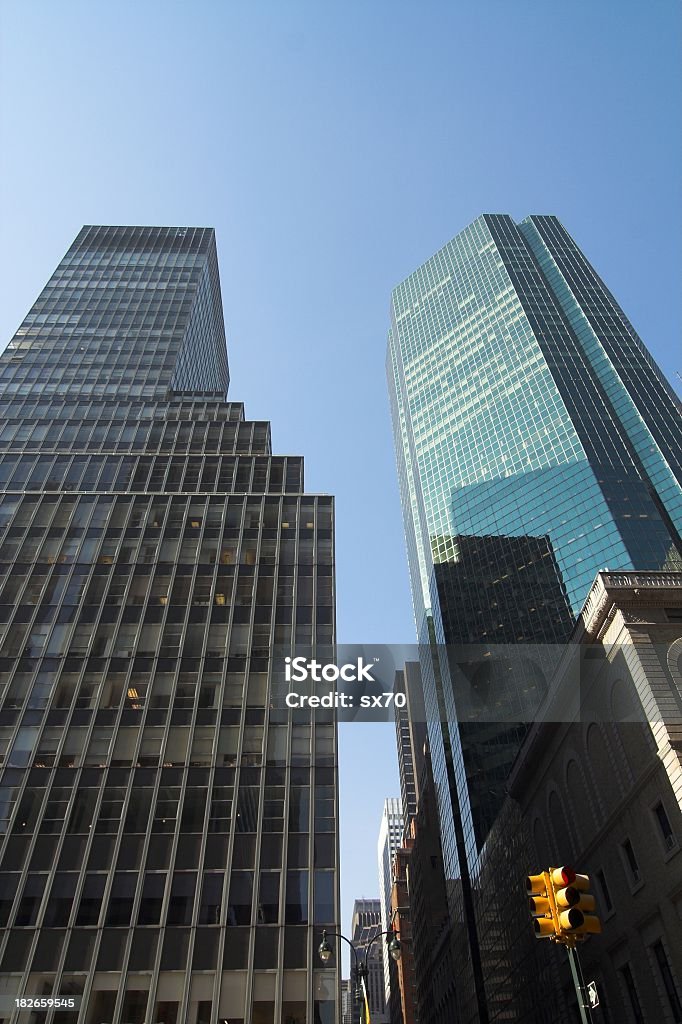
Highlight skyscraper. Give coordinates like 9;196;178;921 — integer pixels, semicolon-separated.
392;664;457;1023
340;979;353;1024
337;974;352;1024
350;899;388;1024
376;798;402;1014
387;214;682;1021
393;664;426;839
0;226;338;1024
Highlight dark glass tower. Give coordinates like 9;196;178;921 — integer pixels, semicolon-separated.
387;214;682;1022
0;227;337;1024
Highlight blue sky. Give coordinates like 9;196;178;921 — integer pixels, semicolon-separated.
1;0;680;975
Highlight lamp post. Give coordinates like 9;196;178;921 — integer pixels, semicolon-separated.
318;927;401;1024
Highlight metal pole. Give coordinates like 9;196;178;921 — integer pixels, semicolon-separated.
356;960;369;1024
353;963;361;1024
356;928;385;1024
321;930;363;1024
359;963;366;1024
566;946;591;1024
353;951;363;1024
575;947;596;1023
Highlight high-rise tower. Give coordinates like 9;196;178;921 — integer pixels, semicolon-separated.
387;214;682;1021
376;798;402;1014
0;227;338;1024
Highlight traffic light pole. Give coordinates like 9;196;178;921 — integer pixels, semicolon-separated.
353;962;365;1024
318;927;401;1024
527;866;601;1021
566;946;593;1023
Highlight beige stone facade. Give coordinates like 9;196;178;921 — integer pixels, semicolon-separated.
509;571;682;1021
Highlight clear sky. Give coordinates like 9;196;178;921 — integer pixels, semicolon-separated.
1;0;680;977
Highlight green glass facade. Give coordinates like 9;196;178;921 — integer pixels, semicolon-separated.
387;214;682;1022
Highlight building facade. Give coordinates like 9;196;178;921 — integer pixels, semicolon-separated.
377;798;402;1014
393;665;426;842
405;747;458;1023
509;571;682;1021
386;214;682;1021
0;226;338;1023
389;844;415;1024
392;663;457;1023
340;980;353;1024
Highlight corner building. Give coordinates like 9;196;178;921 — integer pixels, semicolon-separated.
387;214;682;1021
508;571;682;1021
0;227;338;1024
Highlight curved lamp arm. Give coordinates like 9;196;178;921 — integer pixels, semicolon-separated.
359;926;402;965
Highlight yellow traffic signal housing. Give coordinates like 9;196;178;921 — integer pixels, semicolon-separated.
555;887;596;912
557;907;602;935
527;866;602;944
534;916;558;938
529;893;552;915
550;866;602;941
526;871;559;939
551;867;589;892
527;872;549;897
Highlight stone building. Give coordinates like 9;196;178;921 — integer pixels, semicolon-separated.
508;571;682;1021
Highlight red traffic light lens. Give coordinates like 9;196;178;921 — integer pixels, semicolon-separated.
558;866;576;884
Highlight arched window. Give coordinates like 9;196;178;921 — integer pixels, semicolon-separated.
532;816;550;866
610;677;655;774
565;758;595;852
585;723;619;818
548;790;574;863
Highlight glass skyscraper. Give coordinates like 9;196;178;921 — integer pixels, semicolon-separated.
387;213;682;1022
0;226;337;1024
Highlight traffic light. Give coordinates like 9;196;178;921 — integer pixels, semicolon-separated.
527;871;558;939
527;866;602;1022
527;867;602;943
550;866;602;939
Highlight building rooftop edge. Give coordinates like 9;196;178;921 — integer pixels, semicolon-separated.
578;569;682;642
80;224;216;232
506;569;682;798
389;213;563;298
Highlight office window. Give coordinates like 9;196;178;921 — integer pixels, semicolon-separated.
227;872;253;926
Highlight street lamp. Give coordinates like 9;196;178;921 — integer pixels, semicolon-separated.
388;933;402;961
317;932;333;963
317;927;401;1024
